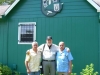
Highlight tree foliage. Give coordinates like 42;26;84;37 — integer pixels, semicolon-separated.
0;0;15;5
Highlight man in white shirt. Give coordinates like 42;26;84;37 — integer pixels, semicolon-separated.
38;36;70;75
25;42;41;75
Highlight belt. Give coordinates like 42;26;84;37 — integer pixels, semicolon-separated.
43;60;55;62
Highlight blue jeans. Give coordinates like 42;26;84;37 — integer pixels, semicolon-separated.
28;71;40;75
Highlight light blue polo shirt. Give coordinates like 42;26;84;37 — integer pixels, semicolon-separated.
56;48;73;72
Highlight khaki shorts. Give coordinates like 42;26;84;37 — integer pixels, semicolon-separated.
58;72;68;75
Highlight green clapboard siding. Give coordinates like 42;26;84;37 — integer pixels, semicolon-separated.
0;0;99;74
0;20;8;64
7;0;97;18
5;16;99;74
99;21;100;73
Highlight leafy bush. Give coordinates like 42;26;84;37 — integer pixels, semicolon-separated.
0;64;2;75
71;64;77;75
2;65;12;75
13;71;20;75
0;71;2;75
0;63;12;75
80;63;98;75
0;63;20;75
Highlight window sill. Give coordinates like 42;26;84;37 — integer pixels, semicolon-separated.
18;42;32;44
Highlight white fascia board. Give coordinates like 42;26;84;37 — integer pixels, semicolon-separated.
97;9;100;12
4;0;20;16
0;15;2;18
87;0;100;12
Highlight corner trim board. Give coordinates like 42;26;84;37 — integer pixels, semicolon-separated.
0;15;2;18
98;10;100;12
99;13;100;23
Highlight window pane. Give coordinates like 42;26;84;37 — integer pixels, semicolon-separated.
21;34;33;42
20;24;34;42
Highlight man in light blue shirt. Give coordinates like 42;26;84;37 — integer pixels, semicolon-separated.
56;41;73;75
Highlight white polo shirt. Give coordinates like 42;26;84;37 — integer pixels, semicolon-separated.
38;44;70;60
38;44;58;60
25;49;41;72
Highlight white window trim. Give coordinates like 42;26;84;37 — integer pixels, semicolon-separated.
18;22;36;44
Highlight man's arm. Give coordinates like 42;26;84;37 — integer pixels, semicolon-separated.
68;61;72;74
67;52;73;75
25;50;31;73
38;44;44;52
25;61;30;73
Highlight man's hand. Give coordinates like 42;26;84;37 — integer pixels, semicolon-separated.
67;49;70;52
27;69;31;74
65;47;70;52
38;48;43;52
25;61;30;74
68;70;72;75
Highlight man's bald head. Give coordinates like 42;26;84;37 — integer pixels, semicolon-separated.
59;41;65;51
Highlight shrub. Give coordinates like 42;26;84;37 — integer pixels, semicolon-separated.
0;63;20;75
2;65;12;75
0;63;12;75
71;64;77;75
13;71;20;75
80;63;98;75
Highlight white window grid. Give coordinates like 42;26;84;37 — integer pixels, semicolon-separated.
18;22;36;44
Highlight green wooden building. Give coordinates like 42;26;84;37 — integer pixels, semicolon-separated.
0;0;100;74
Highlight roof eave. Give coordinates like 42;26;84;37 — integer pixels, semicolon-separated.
4;0;20;16
87;0;100;12
0;0;20;19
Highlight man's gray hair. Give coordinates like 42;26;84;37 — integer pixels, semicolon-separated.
59;41;65;45
32;41;38;46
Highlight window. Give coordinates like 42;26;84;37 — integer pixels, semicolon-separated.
18;22;36;44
